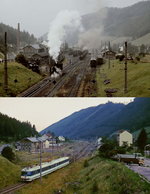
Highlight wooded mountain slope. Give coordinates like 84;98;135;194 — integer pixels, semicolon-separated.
41;98;150;139
82;1;150;38
0;113;38;142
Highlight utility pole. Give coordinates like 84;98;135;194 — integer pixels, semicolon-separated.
39;140;42;184
4;32;8;92
124;42;128;93
104;42;107;59
17;23;20;53
108;41;111;69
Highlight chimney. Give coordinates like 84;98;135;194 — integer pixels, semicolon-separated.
17;23;20;53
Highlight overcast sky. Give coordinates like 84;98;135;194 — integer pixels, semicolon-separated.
0;98;134;132
0;0;144;37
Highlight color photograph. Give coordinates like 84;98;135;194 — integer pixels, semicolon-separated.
0;0;150;194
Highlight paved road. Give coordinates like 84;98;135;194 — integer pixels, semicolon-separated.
128;158;150;181
145;158;150;166
128;165;150;181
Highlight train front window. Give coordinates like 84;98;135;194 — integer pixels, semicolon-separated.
21;171;27;176
21;171;33;176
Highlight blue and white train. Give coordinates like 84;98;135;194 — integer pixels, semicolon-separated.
21;157;70;182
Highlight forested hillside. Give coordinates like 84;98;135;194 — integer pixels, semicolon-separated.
0;113;38;142
0;23;37;53
41;98;150;139
82;1;150;39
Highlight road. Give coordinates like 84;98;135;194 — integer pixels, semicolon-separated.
127;158;150;182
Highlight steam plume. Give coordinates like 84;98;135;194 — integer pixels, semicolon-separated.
48;10;83;61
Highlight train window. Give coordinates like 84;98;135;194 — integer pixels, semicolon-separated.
21;171;27;176
37;169;40;174
48;166;52;170
43;167;49;171
21;171;33;176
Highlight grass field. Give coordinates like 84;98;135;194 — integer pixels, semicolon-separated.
17;156;150;194
15;151;60;168
96;57;150;97
0;156;21;189
0;62;42;96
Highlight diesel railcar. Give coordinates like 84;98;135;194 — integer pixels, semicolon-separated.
21;157;70;182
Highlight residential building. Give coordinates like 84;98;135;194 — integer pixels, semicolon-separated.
58;136;65;142
21;44;49;63
117;130;133;147
19;137;50;152
19;137;39;152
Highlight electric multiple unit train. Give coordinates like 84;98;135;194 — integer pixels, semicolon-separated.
21;157;70;182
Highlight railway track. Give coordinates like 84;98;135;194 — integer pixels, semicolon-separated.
70;143;94;162
67;57;90;97
19;58;81;97
18;77;51;97
46;60;84;97
0;183;27;194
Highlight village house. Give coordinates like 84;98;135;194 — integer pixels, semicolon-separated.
117;130;133;147
18;136;50;152
19;137;39;152
58;136;65;142
21;44;49;63
111;130;133;147
102;50;116;59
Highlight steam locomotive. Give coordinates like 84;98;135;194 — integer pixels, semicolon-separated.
90;55;104;68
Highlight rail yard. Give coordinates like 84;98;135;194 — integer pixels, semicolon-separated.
18;51;92;97
0;141;96;194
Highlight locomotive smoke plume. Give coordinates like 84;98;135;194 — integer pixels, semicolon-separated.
77;7;108;50
48;10;83;61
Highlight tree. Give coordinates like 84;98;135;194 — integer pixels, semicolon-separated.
99;139;118;158
15;54;28;67
137;129;147;151
1;146;15;162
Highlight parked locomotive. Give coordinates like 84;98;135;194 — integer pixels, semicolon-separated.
21;157;70;182
90;55;104;68
90;57;97;68
96;55;104;66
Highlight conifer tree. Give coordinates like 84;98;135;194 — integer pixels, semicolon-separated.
137;129;147;151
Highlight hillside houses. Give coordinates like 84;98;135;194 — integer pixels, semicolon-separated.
20;44;50;65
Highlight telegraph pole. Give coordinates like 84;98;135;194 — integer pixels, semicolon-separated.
17;23;20;53
39;140;42;184
108;41;111;69
124;42;128;93
4;32;8;92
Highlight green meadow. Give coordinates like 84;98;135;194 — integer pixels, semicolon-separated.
0;62;42;96
96;56;150;97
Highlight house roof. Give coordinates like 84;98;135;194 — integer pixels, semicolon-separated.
26;137;39;143
23;44;40;50
110;130;132;139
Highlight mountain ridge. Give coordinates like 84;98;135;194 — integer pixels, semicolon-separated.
40;98;150;139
